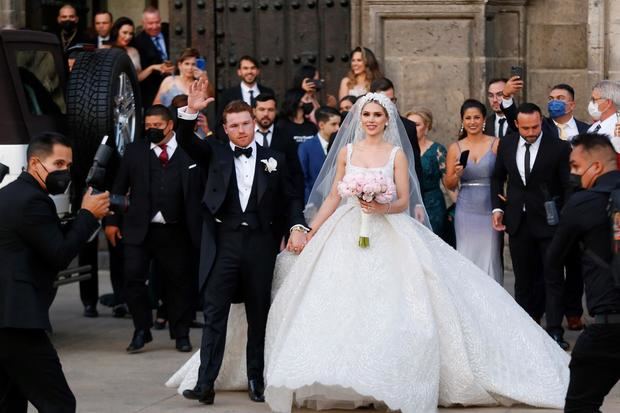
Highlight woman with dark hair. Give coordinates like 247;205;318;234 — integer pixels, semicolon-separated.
276;88;318;147
337;46;382;100
153;48;210;107
109;17;167;82
445;99;502;283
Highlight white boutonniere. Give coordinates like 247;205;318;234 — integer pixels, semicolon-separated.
261;157;278;173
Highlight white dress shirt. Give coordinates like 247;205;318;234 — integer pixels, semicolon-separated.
240;82;260;106
494;114;508;138
516;133;542;185
150;134;178;223
229;141;257;211
97;35;109;48
317;133;329;155
588;113;620;152
552;117;579;141
254;125;274;147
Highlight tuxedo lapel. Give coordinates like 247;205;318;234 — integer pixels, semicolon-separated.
220;146;234;196
255;145;269;204
141;142;151;192
528;133;549;182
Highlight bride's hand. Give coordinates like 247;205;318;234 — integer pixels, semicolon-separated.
287;231;308;255
359;199;387;214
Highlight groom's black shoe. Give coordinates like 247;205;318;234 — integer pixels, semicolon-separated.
175;337;192;352
183;384;215;404
248;379;265;402
126;329;152;353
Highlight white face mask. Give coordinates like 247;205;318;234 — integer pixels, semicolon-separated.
588;100;604;121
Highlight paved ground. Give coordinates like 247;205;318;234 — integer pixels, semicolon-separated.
31;266;620;413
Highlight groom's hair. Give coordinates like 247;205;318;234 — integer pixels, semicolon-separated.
222;100;254;124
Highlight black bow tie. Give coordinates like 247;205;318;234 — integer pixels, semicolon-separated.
234;146;253;158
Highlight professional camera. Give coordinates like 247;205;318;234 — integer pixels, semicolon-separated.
85;136;129;213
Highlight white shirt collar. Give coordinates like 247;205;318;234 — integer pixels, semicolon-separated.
317;133;330;153
240;82;259;94
519;132;543;149
256;125;274;135
150;133;177;151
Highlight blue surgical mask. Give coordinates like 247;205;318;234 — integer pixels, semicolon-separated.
547;100;566;119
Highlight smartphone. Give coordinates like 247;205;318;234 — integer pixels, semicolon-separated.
510;65;523;79
310;79;324;90
459;150;470;169
196;57;206;71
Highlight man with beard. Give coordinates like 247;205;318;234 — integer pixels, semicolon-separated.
217;56;274;122
56;4;90;54
485;78;509;139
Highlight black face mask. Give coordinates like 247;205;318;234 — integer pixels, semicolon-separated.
301;103;314;115
59;20;77;32
37;161;72;195
145;128;166;145
340;111;349;122
568;173;583;190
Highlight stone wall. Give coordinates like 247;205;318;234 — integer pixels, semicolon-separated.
352;0;620;147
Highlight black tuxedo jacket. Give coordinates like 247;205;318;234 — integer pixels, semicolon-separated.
0;173;99;330
107;139;203;247
501;101;590;140
177;117;306;290
491;132;572;238
133;27;170;108
400;115;423;182
216;83;275;121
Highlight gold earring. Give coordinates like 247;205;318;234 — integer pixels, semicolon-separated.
460;125;464;134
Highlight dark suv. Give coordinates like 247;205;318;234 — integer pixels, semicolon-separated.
0;29;141;284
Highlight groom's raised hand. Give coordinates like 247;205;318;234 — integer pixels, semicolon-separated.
187;78;214;114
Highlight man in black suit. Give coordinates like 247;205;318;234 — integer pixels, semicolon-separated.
502;79;590;141
546;133;620;412
217;56;275;122
105;105;203;353
0;133;109;413
502;80;590;330
491;103;572;349
485;78;509;139
369;77;423;182
133;6;174;108
177;79;308;405
253;93;305;199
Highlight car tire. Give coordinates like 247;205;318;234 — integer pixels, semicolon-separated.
66;48;141;186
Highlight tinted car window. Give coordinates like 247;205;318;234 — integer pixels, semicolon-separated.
16;50;66;116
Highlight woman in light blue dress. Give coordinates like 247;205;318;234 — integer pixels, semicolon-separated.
445;99;503;284
153;48;204;107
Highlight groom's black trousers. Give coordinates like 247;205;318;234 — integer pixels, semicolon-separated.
198;224;277;386
0;328;75;413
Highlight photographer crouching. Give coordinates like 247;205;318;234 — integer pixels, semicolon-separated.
546;133;620;412
0;132;110;413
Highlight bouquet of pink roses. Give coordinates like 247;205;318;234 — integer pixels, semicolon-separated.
337;172;396;247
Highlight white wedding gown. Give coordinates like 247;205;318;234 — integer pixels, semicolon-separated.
167;145;570;413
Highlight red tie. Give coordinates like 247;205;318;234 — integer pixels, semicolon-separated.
158;144;169;166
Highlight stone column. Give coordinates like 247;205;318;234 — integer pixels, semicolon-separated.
352;0;487;145
0;0;25;28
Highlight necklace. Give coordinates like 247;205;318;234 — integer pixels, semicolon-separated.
61;30;77;50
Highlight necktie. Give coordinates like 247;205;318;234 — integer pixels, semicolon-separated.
158;144;169;166
152;35;167;60
524;142;531;184
593;124;602;133
249;89;255;106
257;130;269;147
234;146;253;158
557;123;567;140
498;118;506;139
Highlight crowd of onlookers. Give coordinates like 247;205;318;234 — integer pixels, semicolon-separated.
54;2;620;351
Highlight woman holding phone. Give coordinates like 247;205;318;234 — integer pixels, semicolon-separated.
154;48;207;107
445;99;503;284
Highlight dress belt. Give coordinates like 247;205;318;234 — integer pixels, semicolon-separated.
592;313;620;324
461;182;490;187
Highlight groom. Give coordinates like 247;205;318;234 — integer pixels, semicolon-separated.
176;79;308;404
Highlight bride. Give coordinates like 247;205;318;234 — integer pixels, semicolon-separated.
167;93;570;412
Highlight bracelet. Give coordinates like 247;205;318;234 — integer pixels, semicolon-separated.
290;224;311;234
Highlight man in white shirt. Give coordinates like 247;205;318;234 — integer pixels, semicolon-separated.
485;78;509;139
587;80;620;153
93;11;112;48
